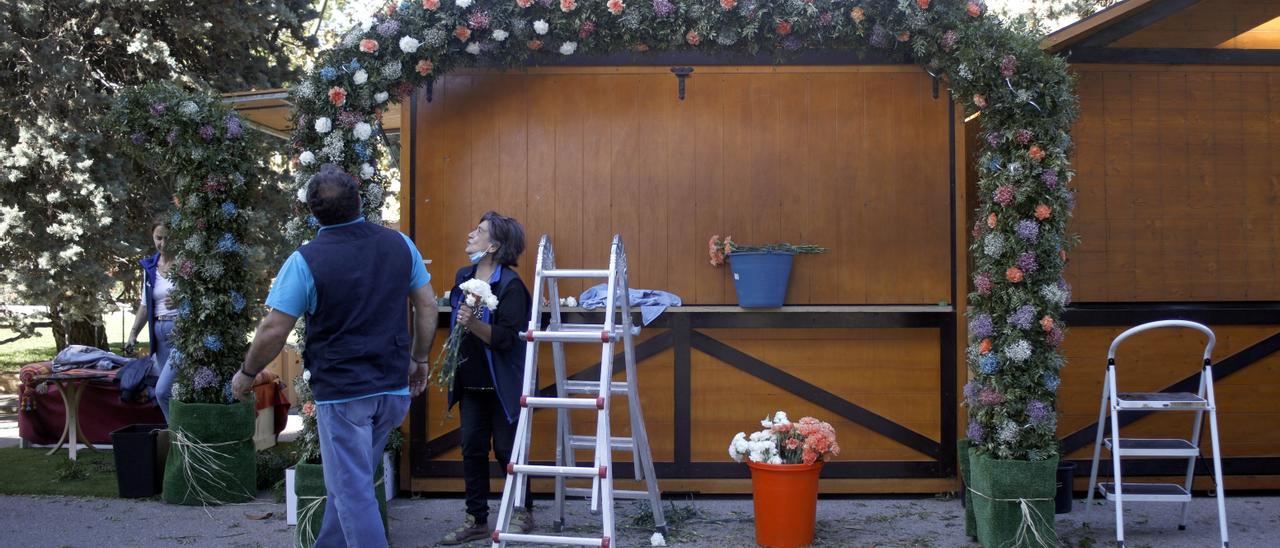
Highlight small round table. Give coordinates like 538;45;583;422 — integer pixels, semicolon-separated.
36;371;111;460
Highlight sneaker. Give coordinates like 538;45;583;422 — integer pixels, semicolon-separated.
440;514;488;545
509;508;533;534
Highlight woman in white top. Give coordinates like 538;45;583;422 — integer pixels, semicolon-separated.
125;214;180;420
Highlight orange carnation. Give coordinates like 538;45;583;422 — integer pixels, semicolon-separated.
973;94;987;109
776;20;792;36
416;59;434;76
986;212;997;229
720;0;736;9
1029;145;1045;162
527;39;543;50
897;31;911;42
850;6;866;23
979;339;992;354
1040;316;1054;332
916;0;931;8
328;86;347;107
686;30;701;46
607;0;624;14
1006;266;1024;283
967;1;983;17
359;39;379;53
517;0;534;6
424;0;440;10
1034;204;1051;220
454;26;471;42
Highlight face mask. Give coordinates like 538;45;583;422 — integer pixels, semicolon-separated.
469;250;487;264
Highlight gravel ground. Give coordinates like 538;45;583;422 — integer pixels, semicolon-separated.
0;492;1274;547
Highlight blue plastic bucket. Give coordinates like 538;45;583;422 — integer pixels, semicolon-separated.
728;251;794;308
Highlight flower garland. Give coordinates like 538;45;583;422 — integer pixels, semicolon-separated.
288;0;1078;461
109;84;266;405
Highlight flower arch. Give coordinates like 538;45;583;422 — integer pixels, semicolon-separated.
287;0;1078;461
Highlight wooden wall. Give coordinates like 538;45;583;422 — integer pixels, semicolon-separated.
1067;64;1280;302
404;66;952;306
1113;0;1280;50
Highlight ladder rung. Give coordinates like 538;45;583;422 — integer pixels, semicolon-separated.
558;323;641;336
569;435;634;451
492;531;609;547
509;463;606;479
542;268;611;279
522;396;603;410
1098;482;1191;502
564;380;631;396
1115;392;1207;410
565;487;650;500
1104;438;1200;457
523;329;616;343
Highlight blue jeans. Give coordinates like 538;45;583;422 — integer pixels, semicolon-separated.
315;394;411;548
151;319;177;421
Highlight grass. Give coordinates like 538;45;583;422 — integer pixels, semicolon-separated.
0;447;122;498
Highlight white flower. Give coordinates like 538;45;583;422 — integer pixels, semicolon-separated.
299;151;316;165
466;42;481;55
314;117;332;134
767;455;783;465
302;370;311;382
559;41;577;55
353;69;368;85
492;29;509;42
374;91;390;104
353;122;373;140
360;163;375;180
728;432;749;462
566;296;577;307
534;20;549;35
456;0;473;7
650;533;667;547
296;185;308;202
772;411;789;425
360;19;374;32
459;278;499;310
399;35;421;53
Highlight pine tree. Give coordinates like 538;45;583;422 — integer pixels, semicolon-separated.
0;1;319;347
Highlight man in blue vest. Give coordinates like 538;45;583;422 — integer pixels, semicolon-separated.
234;164;437;547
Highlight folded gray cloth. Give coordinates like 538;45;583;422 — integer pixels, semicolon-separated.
578;284;683;326
51;344;130;372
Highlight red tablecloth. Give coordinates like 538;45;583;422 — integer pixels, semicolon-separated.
18;362;290;445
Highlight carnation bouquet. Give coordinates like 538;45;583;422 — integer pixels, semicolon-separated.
430;278;499;389
728;411;840;465
708;235;827;266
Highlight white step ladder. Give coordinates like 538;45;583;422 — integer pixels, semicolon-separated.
1086;320;1229;547
492;234;666;548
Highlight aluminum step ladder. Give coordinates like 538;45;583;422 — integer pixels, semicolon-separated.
492;234;665;548
1086;320;1229;547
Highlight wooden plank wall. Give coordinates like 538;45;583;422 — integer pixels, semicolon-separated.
1068;64;1280;301
1112;0;1280;50
404;66;952;306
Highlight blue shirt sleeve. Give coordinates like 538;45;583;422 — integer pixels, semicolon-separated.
400;233;431;289
265;252;316;317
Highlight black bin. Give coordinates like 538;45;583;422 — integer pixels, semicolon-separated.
1055;461;1077;514
109;424;168;498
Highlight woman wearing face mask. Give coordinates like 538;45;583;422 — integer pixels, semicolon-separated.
440;211;534;544
125;213;180;420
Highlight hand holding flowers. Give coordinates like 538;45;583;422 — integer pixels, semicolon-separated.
430;278;499;389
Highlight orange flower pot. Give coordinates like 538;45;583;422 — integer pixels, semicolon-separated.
746;460;824;547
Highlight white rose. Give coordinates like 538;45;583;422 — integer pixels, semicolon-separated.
466;42;481;55
295;185;308;202
492;29;508;42
302;370;311;382
456;0;472;7
299;151;315;165
559;41;577;55
399;35;421;53
353;122;372;140
314;117;332;134
374;91;389;104
565;296;577;307
534;20;549;35
360;163;375;180
353;69;368;85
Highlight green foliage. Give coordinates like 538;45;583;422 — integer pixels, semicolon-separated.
0;1;317;344
107;84;270;403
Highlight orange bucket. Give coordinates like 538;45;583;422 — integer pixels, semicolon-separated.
746;460;824;547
